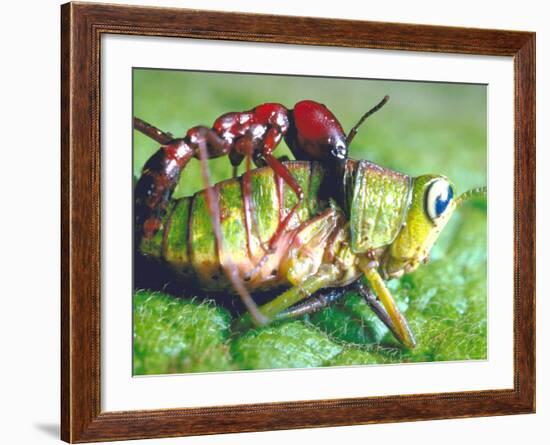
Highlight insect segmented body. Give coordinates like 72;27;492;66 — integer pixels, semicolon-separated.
134;98;486;348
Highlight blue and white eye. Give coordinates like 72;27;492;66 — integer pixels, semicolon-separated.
425;179;454;222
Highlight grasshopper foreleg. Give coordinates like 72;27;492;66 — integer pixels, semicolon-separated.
359;262;416;349
354;281;416;348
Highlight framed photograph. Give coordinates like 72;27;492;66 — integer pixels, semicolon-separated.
61;2;535;442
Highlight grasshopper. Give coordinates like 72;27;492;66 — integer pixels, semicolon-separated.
134;97;486;348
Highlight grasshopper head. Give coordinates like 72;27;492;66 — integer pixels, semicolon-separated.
381;174;458;278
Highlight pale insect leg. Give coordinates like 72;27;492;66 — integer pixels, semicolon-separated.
195;139;268;326
233;265;340;332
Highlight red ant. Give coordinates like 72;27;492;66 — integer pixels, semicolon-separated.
135;96;390;253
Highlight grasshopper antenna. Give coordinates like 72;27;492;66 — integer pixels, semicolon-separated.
455;186;488;208
346;95;390;146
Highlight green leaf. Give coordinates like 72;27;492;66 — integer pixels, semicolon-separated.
232;321;343;370
133;290;234;374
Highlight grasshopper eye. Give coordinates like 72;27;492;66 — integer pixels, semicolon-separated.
425;179;453;222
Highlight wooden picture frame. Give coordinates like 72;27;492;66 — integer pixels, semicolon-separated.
61;2;535;442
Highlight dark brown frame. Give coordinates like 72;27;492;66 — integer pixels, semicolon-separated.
61;1;536;442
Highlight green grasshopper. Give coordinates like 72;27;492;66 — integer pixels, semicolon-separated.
134;97;486;348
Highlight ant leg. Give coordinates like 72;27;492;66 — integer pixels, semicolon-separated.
243;128;305;279
194;138;268;326
263;151;304;249
248;126;306;244
233;134;271;263
243;153;304;280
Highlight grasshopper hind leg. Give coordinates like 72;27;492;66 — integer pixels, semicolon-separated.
275;286;349;320
271;280;398;329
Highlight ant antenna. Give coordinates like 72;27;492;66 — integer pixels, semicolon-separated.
345;95;390;146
